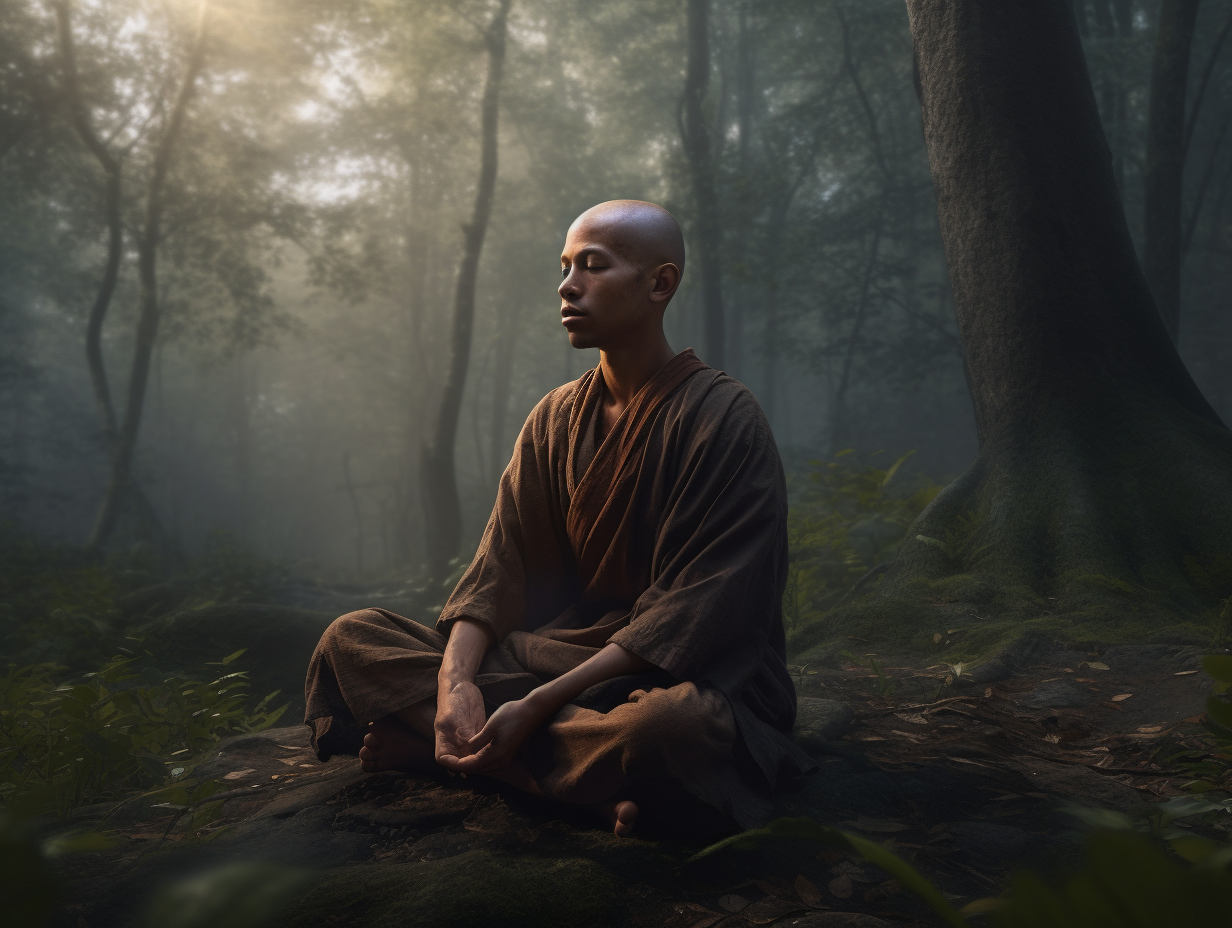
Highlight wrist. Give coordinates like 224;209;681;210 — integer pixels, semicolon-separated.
524;682;565;717
438;665;474;694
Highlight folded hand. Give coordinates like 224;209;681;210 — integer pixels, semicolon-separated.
434;680;486;769
448;696;549;775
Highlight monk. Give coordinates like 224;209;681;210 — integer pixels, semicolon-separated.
303;200;813;837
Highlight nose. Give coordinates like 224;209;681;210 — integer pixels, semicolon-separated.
559;267;580;300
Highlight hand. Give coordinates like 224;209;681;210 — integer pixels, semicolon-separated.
449;696;550;775
434;680;487;768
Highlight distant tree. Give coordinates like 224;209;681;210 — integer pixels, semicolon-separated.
419;0;511;577
680;0;726;369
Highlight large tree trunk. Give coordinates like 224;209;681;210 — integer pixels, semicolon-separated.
680;0;726;369
88;2;208;551
419;0;510;578
822;0;1232;649
1143;0;1202;342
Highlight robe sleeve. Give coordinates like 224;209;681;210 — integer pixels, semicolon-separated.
436;387;579;643
607;383;789;686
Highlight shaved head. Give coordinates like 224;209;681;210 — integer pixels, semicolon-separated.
569;200;686;277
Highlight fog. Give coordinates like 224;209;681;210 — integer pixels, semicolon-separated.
3;0;1230;577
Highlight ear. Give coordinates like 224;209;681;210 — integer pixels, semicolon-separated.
648;262;681;304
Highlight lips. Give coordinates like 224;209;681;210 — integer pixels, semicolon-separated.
561;305;584;322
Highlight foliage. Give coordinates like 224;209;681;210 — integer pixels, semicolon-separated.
695;806;1232;928
0;526;126;669
1162;654;1232;795
783;451;940;632
0;649;287;818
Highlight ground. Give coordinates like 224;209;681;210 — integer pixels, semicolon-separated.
45;633;1223;928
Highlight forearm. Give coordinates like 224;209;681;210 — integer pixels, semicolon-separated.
439;618;493;694
525;642;653;718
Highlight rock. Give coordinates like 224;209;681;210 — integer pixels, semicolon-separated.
338;787;477;831
947;821;1033;866
213;806;375;869
277;849;621;928
131;604;335;707
960;636;1057;685
192;726;316;781
794;698;855;752
778;914;896;927
1016;679;1092;709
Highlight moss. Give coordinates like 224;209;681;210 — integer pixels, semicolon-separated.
277;850;621;928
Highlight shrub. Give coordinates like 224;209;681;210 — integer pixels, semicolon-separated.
0;649;287;818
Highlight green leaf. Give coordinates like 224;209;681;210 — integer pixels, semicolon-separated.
1206;695;1232;732
1203;654;1232;684
219;650;247;666
690;817;969;928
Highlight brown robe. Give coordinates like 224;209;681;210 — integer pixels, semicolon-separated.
305;350;814;827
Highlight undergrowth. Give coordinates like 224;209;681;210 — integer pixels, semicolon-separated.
0;648;287;819
783;450;940;636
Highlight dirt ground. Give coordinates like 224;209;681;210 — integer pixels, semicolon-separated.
51;640;1227;928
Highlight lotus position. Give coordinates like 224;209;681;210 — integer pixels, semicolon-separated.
303;200;811;837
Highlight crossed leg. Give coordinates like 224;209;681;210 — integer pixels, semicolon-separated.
356;697;640;837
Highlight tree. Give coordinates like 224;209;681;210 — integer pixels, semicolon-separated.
1143;0;1202;342
86;0;210;551
830;0;1232;643
419;0;511;577
680;0;726;369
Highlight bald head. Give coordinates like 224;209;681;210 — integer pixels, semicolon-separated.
569;200;686;277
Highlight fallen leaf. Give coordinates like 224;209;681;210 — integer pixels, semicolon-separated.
934;633;942;644
1174;670;1199;676
1062;668;1074;673
223;768;256;781
1084;661;1111;671
894;713;930;725
827;873;853;899
1111;694;1133;702
984;687;993;698
1137;725;1164;733
742;897;803;924
718;894;749;913
795;875;823;907
1043;733;1061;744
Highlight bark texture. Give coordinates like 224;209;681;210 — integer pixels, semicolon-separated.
420;0;510;576
1143;0;1202;342
823;0;1232;648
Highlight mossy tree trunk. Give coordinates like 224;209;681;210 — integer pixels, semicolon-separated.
859;0;1232;639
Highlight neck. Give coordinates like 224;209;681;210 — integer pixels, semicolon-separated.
598;330;676;409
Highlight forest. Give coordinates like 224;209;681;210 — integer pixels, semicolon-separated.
3;0;1232;926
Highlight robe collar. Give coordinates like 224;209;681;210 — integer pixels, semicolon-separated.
564;348;709;598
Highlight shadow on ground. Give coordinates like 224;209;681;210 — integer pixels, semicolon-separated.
46;639;1215;928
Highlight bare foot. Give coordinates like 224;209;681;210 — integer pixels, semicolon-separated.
595;798;639;838
358;717;434;773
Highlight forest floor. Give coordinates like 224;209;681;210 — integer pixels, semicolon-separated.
49;635;1223;928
